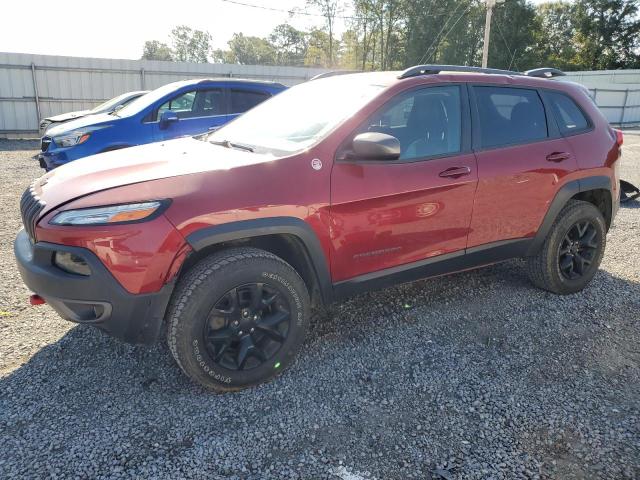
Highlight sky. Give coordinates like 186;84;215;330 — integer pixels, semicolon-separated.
1;0;552;60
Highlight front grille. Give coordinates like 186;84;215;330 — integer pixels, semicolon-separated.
20;185;46;242
41;137;51;152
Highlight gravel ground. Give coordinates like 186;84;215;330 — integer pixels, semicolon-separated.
0;136;639;479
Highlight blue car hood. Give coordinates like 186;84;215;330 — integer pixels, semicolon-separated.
45;113;119;137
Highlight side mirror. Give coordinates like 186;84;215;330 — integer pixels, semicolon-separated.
159;110;179;129
352;132;401;161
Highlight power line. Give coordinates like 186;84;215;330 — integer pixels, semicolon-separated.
420;2;473;65
217;0;373;21
218;0;444;22
494;16;520;71
418;2;464;65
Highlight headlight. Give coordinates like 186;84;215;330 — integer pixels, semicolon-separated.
54;131;91;148
50;201;167;226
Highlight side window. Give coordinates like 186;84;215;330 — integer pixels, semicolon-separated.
230;89;271;114
474;87;548;148
545;91;590;135
196;89;225;117
358;85;462;160
157;90;197;120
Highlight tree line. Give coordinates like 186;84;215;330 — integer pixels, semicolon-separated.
141;0;640;71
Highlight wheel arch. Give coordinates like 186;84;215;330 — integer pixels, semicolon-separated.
183;217;333;306
527;175;613;256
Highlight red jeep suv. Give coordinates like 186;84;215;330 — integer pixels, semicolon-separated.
16;65;621;391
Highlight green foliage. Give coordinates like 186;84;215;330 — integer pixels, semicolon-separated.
171;26;213;63
269;24;309;66
141;40;173;61
141;2;640;71
219;33;277;65
573;0;640;69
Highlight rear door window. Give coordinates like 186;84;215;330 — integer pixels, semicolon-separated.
474;86;548;148
230;89;271;114
544;91;590;135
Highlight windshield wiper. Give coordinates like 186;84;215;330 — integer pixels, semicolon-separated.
209;139;254;152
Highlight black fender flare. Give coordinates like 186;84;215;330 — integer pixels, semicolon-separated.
527;175;612;255
185;217;333;303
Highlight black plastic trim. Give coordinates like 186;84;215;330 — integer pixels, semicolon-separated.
14;230;172;343
185;217;334;303
334;238;532;300
526;176;612;255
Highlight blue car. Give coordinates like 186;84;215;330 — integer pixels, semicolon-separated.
39;78;286;170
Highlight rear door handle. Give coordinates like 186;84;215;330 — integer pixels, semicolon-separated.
546;152;571;162
439;166;471;178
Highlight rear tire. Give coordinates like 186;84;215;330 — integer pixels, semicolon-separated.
526;200;606;295
166;247;310;391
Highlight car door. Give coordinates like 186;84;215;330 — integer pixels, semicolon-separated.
227;88;273;122
466;85;579;249
154;87;227;140
330;84;478;282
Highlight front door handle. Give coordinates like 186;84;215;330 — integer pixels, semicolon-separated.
546;151;571;162
439;166;471;178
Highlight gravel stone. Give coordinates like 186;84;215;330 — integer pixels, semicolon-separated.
0;136;639;479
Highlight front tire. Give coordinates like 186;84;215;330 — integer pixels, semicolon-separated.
166;248;310;391
526;200;606;295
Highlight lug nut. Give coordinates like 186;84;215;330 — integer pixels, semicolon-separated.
250;328;255;333
238;330;243;335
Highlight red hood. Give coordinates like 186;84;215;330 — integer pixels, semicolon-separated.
34;137;275;216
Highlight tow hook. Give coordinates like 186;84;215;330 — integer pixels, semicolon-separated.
621;180;640;203
29;294;46;306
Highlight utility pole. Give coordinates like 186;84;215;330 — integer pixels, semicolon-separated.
482;0;504;68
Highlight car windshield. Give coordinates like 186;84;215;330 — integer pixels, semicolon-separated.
116;81;191;118
90;93;136;114
208;75;388;155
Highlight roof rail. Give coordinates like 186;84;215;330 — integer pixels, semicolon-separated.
310;70;359;81
398;64;521;79
524;68;566;79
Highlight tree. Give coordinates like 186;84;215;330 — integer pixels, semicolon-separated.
170;25;213;63
223;33;277;65
534;1;580;70
485;0;541;70
308;0;342;66
305;28;333;67
141;40;173;61
573;0;640;69
269;24;308;66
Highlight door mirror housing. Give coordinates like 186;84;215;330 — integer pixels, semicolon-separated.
352;132;401;161
159;110;179;128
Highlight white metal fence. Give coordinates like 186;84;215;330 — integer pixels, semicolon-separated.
0;52;329;137
2;53;639;137
563;70;640;126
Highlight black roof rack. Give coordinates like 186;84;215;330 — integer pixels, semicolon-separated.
398;65;521;79
310;70;360;81
523;68;566;78
398;64;566;80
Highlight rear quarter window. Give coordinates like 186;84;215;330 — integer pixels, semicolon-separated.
544;91;590;135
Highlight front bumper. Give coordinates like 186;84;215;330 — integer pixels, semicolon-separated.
14;229;174;344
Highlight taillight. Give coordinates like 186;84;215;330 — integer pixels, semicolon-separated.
614;129;624;146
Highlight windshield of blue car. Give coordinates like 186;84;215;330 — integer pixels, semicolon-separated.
115;82;192;118
208;74;390;155
91;93;137;114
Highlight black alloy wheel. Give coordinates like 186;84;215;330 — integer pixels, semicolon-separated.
558;220;599;280
204;283;291;371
